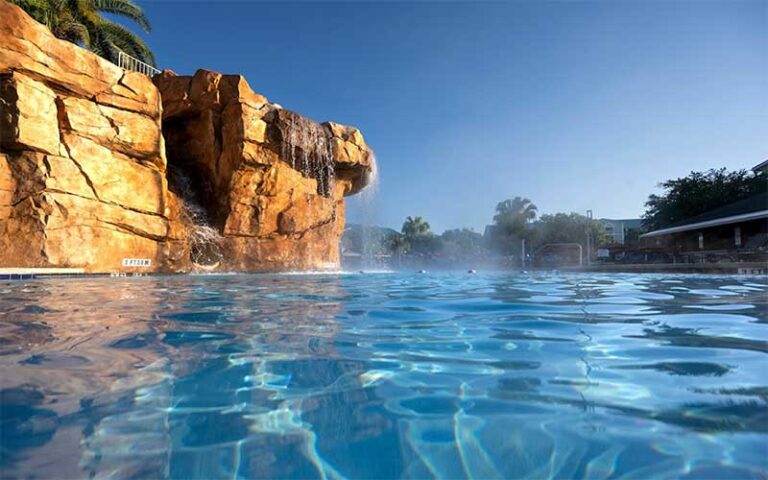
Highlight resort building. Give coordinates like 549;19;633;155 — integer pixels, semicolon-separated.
599;218;643;244
640;192;768;261
752;159;768;174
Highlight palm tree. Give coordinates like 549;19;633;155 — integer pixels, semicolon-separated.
388;234;410;266
401;216;431;239
493;197;537;237
9;0;155;66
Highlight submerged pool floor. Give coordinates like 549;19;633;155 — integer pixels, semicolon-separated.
0;272;766;479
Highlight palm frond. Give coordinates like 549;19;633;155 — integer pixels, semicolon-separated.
57;17;91;45
88;30;115;61
8;0;55;25
99;19;155;66
11;0;156;69
93;0;150;32
7;0;49;10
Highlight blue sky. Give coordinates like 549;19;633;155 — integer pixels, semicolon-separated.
138;1;766;232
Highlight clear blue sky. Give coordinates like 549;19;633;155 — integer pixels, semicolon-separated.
138;0;766;233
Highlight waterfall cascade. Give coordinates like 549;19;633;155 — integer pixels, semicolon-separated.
357;156;384;269
279;112;336;197
168;166;224;267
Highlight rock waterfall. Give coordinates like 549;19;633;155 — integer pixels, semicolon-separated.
0;1;377;273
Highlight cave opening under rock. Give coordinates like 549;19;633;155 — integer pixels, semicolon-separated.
162;113;224;267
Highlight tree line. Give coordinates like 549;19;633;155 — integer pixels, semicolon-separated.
377;200;609;265
347;166;766;266
642;167;766;230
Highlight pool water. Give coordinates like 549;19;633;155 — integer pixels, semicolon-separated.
0;272;766;479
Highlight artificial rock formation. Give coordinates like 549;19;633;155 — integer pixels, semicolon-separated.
153;70;375;271
0;0;374;273
0;0;171;273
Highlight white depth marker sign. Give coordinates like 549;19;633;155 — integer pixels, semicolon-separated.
122;258;151;267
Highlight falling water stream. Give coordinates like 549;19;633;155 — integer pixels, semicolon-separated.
357;157;384;270
280;112;336;197
166;112;351;269
168;166;224;268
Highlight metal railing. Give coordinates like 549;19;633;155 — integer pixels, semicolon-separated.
117;50;160;77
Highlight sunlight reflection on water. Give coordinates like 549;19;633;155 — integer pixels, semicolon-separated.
0;272;766;479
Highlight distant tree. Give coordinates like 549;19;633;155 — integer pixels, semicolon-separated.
387;233;410;259
643;168;767;230
490;197;537;255
9;0;155;66
533;213;610;249
441;228;487;260
401;216;432;239
399;216;445;257
493;197;537;237
442;228;483;249
410;234;443;256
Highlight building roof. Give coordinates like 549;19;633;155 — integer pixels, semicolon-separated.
753;159;768;173
641;192;768;238
599;218;643;229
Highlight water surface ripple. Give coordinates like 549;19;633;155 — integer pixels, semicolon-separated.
0;272;766;479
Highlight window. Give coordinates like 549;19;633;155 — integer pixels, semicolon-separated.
698;232;704;250
735;226;742;247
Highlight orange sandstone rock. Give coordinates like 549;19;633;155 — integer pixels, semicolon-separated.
0;0;169;273
0;0;375;273
154;69;375;272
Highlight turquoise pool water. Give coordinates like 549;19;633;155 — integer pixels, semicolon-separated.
0;272;766;479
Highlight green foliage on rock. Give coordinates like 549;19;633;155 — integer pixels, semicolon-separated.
9;0;155;66
643;168;767;230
